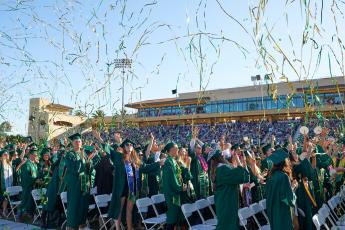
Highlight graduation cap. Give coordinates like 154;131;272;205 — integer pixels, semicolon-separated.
26;136;33;143
83;145;94;155
231;144;239;151
207;149;222;162
69;133;81;141
0;149;8;157
29;148;38;155
40;147;51;157
120;139;136;148
162;142;176;153
28;143;38;150
315;145;325;154
262;144;272;154
269;148;289;165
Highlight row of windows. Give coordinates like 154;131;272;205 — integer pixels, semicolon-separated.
137;93;345;117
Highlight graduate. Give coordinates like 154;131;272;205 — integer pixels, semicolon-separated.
189;127;210;199
266;148;297;230
143;133;162;197
0;149;13;217
260;144;273;173
38;147;52;187
20;146;39;219
42;144;66;228
63;133;95;230
208;146;251;230
162;142;186;230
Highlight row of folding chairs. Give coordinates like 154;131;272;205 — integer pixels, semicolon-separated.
181;196;217;230
60;186;98;228
312;187;345;229
238;199;270;230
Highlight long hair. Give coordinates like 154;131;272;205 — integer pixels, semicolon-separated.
269;158;292;180
210;155;229;192
123;148;141;169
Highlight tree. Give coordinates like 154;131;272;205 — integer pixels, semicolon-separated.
0;121;12;133
92;109;106;130
74;110;87;117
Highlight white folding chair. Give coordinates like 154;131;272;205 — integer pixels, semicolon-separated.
151;194;167;219
5;186;22;222
249;203;270;230
259;199;269;222
60;191;68;228
136;197;166;230
206;195;216;216
238;207;255;230
328;196;345;224
31;188;47;224
313;213;335;230
195;199;217;226
319;204;337;227
94;194;113;230
181;203;216;230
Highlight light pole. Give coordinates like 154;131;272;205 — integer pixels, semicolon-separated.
114;58;132;125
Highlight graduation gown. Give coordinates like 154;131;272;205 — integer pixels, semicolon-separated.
162;155;183;225
266;170;296;230
12;158;21;185
142;153;161;197
214;164;250;230
20;160;38;212
64;150;94;229
94;154;114;195
189;149;209;199
260;157;273;172
316;153;333;200
106;145;126;219
293;159;316;230
45;155;63;212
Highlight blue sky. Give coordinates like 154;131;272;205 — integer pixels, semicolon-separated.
0;0;344;134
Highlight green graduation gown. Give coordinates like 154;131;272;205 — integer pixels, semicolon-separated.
20;160;38;213
105;144;126;219
162;155;183;225
44;155;63;212
260;157;273;172
12;157;22;185
293;159;316;230
141;153;161;197
266;170;296;230
64;150;94;229
189;149;209;199
214;164;250;230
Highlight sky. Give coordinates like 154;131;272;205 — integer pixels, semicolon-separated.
0;0;344;135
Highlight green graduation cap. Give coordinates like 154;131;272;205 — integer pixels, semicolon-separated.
28;143;38;150
231;144;239;151
162;142;176;153
40;147;51;157
0;149;8;157
269;148;289;165
207;149;222;162
120;139;136;148
83;145;94;155
69;133;81;141
262;144;272;154
5;143;15;151
315;145;325;154
29;148;38;155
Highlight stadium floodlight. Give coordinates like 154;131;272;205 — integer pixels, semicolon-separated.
114;58;132;122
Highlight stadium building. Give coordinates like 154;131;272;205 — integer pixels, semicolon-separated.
28;76;345;141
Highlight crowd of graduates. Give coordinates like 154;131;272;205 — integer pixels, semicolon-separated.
0;123;344;230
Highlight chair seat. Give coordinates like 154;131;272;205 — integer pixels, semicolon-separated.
158;213;166;219
259;225;270;230
88;204;96;210
204;218;217;226
190;224;216;230
11;201;21;206
332;227;345;230
143;216;166;224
